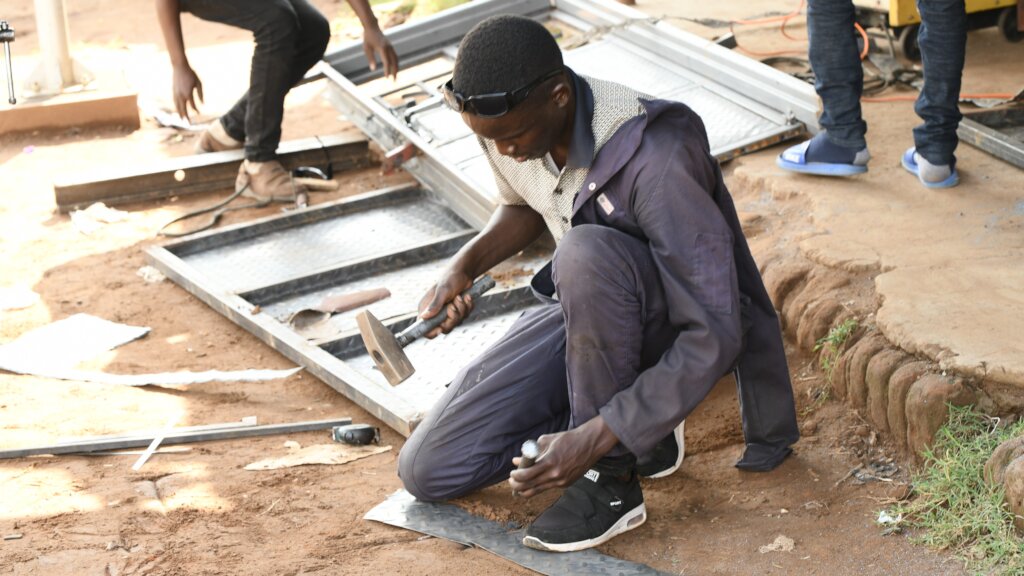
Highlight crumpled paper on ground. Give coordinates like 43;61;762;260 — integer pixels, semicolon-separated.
0;313;300;386
70;202;130;235
758;534;795;554
0;287;40;311
244;443;391;470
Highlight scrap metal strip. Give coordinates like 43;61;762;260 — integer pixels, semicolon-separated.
320;286;538;359
957;110;1024;169
0;418;351;460
365;490;671;576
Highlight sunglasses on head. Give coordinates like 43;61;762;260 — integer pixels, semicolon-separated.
441;68;564;118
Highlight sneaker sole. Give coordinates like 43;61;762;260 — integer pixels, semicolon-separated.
642;421;686;479
521;503;647;553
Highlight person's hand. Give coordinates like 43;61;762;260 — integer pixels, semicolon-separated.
172;65;203;122
418;268;473;338
362;27;399;79
509;417;619;498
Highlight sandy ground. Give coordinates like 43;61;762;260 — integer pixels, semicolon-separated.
1;0;1020;574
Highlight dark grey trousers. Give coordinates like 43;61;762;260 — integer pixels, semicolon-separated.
399;225;703;501
179;0;330;161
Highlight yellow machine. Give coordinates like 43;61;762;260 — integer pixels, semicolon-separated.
853;0;1022;59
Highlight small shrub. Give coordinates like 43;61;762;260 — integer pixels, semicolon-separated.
813;318;858;383
889;406;1024;575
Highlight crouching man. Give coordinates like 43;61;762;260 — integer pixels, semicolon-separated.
398;15;799;552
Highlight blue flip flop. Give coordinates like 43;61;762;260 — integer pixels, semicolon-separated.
901;147;959;189
777;140;869;176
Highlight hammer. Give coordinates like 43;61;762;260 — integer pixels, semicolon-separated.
355;275;496;385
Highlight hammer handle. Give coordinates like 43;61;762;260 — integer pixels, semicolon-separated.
396;275;496;347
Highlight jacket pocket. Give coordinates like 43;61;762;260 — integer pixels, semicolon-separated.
693;232;734;315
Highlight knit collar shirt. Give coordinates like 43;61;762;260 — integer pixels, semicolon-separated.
477;68;647;242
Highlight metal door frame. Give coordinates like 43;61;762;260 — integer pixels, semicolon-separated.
150;0;823;436
318;0;820;228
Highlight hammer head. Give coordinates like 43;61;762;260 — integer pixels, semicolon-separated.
355;310;415;385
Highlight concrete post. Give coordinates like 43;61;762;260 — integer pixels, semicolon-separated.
25;0;91;95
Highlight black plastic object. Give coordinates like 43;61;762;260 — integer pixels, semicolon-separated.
292;166;330;180
331;423;380;446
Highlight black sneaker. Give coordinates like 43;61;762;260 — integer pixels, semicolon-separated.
522;460;646;552
638;420;685;479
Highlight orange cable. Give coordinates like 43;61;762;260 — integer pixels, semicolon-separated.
727;1;1016;102
854;22;869;60
730;0;809;57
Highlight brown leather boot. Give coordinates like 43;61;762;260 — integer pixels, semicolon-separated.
235;160;308;204
196;121;244;153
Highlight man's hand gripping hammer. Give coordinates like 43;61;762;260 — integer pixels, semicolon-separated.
355;275;495;385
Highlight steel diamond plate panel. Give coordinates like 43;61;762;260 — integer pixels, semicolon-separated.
366;490;670;576
662;86;781;153
411;104;475;143
345;308;534;411
435;133;486;165
181;198;470;293
564;36;697;98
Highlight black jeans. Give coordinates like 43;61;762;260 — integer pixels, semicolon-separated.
179;0;330;161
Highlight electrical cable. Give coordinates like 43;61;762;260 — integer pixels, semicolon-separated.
717;0;1016;104
157;183;272;237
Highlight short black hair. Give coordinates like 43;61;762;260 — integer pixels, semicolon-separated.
452;15;563;97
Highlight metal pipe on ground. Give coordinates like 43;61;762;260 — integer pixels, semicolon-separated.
0;418;351;460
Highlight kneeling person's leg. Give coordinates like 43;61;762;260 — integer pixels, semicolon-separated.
552;225;678;448
398;304;570;501
524;226;682;552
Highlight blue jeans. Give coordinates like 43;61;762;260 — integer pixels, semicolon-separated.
179;0;330;161
807;0;967;164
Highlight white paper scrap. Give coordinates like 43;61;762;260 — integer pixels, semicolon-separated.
0;314;300;386
0;287;40;311
70;202;130;235
0;366;301;387
245;444;391;471
0;314;150;371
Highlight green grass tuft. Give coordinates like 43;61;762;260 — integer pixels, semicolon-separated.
813;317;858;384
891;405;1024;575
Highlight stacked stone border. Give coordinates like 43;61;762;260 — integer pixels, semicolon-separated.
759;253;1023;523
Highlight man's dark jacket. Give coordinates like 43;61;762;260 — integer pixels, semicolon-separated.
563;88;799;469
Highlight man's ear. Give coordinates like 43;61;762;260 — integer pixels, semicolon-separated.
550;80;571;109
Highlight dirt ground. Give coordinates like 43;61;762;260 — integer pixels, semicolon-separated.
0;0;1012;574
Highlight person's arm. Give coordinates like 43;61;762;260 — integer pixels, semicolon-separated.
418;204;546;337
345;0;399;79
155;0;203;120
